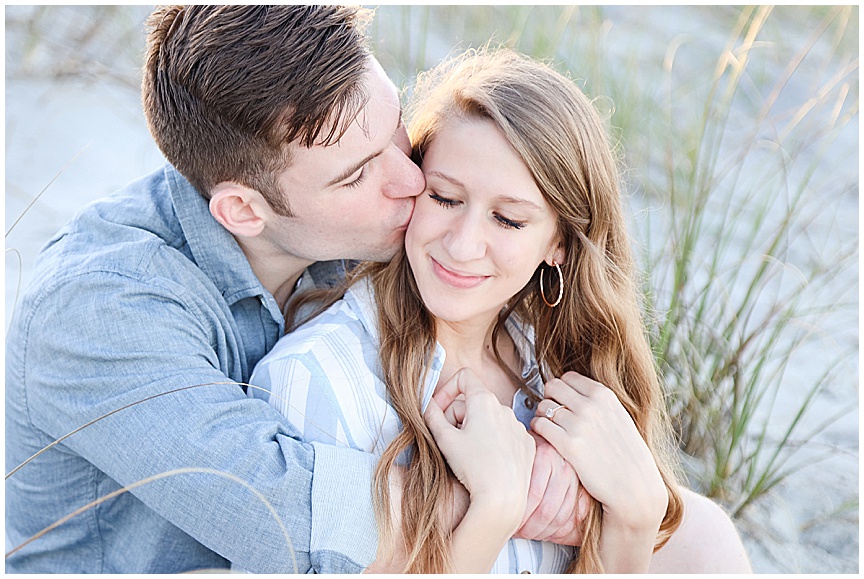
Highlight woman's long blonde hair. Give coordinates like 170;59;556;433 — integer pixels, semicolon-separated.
288;48;683;573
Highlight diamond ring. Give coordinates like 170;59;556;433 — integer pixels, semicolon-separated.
544;403;566;420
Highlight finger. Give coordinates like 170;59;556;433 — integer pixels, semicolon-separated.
432;370;464;410
543;377;587;408
545;516;584;547
530;415;572;458
516;434;569;538
515;454;551;535
433;367;487;410
515;432;549;531
453;367;490;400
576;484;591;523
546;485;590;545
533;466;578;541
424;397;455;445
443;399;466;427
535;398;569;420
558;371;606;397
519;463;568;539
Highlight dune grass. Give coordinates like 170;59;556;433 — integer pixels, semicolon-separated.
370;3;859;520
5;4;859;571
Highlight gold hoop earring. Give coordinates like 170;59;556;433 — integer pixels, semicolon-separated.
540;262;563;307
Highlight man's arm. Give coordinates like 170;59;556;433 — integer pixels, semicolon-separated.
18;272;378;572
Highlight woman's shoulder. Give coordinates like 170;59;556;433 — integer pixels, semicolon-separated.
257;278;379;369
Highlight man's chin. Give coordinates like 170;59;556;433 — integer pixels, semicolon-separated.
362;244;401;263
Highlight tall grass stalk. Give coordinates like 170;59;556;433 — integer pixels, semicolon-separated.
627;6;858;514
4;381;339;566
6;466;298;572
6;248;23;337
5;5;858;569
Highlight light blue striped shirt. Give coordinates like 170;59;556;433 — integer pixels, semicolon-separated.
250;277;575;573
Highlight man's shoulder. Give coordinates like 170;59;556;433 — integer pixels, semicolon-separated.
18;166;221;315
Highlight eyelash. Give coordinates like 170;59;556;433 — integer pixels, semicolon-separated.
429;192;457;208
428;192;526;230
344;167;367;189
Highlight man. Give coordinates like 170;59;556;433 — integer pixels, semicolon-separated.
5;6;583;573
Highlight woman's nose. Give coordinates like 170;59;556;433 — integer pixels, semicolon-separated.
443;212;486;262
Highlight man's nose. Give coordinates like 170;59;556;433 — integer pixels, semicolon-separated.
383;144;425;200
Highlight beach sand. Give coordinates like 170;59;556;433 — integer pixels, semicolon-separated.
5;6;858;573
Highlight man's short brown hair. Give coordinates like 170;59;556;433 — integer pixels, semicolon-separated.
142;5;372;215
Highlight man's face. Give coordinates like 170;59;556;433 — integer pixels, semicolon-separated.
266;57;424;264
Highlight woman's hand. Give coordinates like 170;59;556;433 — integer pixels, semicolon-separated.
426;368;535;518
530;372;668;553
425;368;535;572
432;377;590;547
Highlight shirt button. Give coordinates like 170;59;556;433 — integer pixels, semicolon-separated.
524;398;535;410
520;570;532;574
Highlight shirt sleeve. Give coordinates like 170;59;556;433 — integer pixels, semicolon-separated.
251;337;382;572
19;269;376;573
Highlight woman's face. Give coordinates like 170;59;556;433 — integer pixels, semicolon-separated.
406;116;562;326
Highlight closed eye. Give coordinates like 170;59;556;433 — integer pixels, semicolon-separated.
429;192;458;208
343;166;367;189
494;213;526;230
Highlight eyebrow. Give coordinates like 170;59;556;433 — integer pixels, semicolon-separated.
425;170;545;212
325;105;404;188
326;149;381;187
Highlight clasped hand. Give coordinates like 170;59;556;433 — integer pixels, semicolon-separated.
425;369;666;547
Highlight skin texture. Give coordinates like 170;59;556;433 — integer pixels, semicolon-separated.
406;116;562;328
426;369;536;573
211;57;582;566
532;372;668;572
433;372;754;574
406;114;752;572
209;56;424;309
208;51;747;571
648;488;753;573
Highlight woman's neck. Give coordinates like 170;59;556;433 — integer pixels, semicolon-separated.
435;316;520;407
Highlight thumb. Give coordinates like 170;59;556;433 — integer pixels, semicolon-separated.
433;368;465;410
424;397;455;445
452;367;487;400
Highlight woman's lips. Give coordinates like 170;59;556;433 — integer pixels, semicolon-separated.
430;257;488;289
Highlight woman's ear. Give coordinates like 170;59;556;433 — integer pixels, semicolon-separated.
209;182;268;238
545;239;566;267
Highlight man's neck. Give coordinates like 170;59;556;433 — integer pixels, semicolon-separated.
235;237;313;311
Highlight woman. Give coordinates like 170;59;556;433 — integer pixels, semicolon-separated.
253;48;689;573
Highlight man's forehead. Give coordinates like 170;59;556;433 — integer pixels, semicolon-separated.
280;61;402;185
319;70;401;152
331;60;401;147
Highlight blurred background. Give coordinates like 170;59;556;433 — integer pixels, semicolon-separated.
5;5;859;572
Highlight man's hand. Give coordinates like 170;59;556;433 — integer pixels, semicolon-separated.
513;432;588;545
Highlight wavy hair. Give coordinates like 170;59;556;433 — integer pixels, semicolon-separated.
142;5;372;214
288;47;684;573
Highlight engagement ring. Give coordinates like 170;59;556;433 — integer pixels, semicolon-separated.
545;403;566;419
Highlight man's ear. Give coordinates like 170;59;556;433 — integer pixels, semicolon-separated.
208;182;268;238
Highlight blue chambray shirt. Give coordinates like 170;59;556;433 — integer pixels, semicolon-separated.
5;164;380;573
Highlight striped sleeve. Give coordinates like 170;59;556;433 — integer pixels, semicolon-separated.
250;303;397;456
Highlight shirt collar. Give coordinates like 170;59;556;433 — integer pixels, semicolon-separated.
164;165;269;306
345;279;545;408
